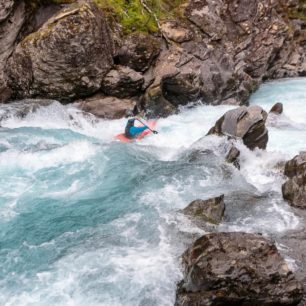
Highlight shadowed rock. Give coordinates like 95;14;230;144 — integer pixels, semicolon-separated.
208;105;268;150
0;0;26;102
5;2;114;102
101;66;144;99
117;33;161;73
175;232;303;306
183;195;225;225
282;152;306;209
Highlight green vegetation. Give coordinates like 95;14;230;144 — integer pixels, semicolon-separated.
93;0;185;33
287;0;306;21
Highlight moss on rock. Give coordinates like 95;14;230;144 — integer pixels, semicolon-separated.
93;0;185;33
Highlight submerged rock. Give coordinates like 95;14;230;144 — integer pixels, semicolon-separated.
282;152;306;209
208;105;268;150
269;102;284;115
175;232;303;306
6;2;114;102
182;194;225;225
75;93;136;120
225;145;240;169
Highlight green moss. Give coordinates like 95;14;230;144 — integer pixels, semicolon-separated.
93;0;185;33
286;0;306;21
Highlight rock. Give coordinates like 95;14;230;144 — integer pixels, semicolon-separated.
5;2;114;102
225;145;240;169
282;152;306;209
117;33;161;72
76;93;136;119
175;232;303;306
101;66;144;99
208;105;268;150
185;0;226;41
162;71;202;106
0;0;26;103
160;20;193;43
182;195;225;225
270;102;283;114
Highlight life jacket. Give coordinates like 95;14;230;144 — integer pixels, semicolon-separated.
125;118;135;139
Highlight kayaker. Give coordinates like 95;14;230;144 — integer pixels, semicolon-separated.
124;118;149;139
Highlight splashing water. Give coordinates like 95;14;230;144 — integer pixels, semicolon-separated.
0;78;306;305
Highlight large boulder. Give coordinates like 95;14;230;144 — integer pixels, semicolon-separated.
5;2;114;102
182;195;225;225
75;93;136;120
208;105;268;150
175;232;303;306
101;66;144;99
282;152;306;209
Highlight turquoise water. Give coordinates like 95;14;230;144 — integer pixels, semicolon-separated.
1;79;306;305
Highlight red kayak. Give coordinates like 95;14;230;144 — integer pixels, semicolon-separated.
115;121;157;143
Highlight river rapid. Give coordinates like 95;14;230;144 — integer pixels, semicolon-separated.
0;78;306;306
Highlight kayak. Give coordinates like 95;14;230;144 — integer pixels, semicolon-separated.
115;121;157;143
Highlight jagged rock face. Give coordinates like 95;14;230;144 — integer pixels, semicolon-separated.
182;195;225;225
175;232;304;306
117;33;161;73
5;2;114;102
282;152;306;209
101;66;144;99
0;0;26;102
75;93;136;120
208;105;268;150
144;0;306;116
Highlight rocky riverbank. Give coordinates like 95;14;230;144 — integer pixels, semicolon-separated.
2;0;306;118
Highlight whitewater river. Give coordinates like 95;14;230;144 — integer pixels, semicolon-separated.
0;78;306;305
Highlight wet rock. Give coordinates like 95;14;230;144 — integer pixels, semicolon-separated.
175;232;303;306
282;152;306;209
5;2;114;102
182;195;225;225
208;105;268;150
0;0;26;103
75;93;136;119
117;33;161;73
101;66;144;99
225;145;240;169
270;102;284;115
160;20;193;43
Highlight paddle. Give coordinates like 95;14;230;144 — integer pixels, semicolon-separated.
136;118;158;134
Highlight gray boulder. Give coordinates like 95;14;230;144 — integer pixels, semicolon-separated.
5;2;114;102
175;232;303;306
182;195;225;225
208;105;268;150
101;66;144;99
